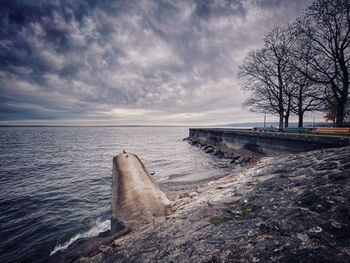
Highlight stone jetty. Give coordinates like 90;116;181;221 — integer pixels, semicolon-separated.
111;152;171;228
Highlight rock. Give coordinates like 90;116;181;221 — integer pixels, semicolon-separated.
308;226;322;233
214;149;225;158
178;191;199;199
218;151;225;158
236;157;244;163
89;253;104;262
252;257;260;262
296;233;310;244
235;156;252;164
113;239;125;247
179;193;189;198
328;171;347;181
171;200;188;212
314;161;338;171
203;144;211;150
340;162;350;170
190;140;198;146
331;221;341;229
205;147;214;153
230;156;241;164
247;230;254;236
98;245;112;253
188;192;199;198
296;191;331;213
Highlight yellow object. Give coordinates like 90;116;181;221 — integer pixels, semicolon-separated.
313;127;350;134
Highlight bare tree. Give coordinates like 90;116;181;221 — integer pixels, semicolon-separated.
296;0;350;127
287;28;324;127
290;78;323;127
239;27;294;129
282;77;295;128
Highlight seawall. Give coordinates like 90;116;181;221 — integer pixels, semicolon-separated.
189;128;350;156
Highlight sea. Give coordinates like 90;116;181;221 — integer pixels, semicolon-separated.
0;126;236;263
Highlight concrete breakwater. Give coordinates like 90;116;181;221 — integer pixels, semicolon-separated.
189;128;350;156
50;152;171;262
112;152;171;228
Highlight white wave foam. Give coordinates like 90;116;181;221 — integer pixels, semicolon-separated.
50;218;110;256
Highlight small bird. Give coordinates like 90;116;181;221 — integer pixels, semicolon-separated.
123;150;126;154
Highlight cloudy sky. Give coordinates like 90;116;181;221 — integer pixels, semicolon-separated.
0;0;315;125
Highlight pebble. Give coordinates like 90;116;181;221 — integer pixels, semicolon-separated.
188;192;199;198
114;239;124;247
99;245;112;253
331;221;341;228
308;226;322;233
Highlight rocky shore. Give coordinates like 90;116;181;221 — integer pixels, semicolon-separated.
184;137;258;166
58;146;349;263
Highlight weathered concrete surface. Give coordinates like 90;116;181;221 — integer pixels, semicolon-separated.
75;146;350;263
112;153;171;227
189;128;350;156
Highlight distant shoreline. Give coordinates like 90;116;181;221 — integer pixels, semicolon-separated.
0;125;193;128
0;121;329;128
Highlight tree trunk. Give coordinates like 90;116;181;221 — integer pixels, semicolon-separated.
335;53;348;127
335;102;345;127
297;93;303;128
279;112;284;130
298;112;303;128
284;114;289;128
277;62;284;131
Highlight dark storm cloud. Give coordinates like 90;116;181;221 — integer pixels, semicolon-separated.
195;0;246;17
0;0;314;124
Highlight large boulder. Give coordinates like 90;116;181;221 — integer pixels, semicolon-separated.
112;153;171;228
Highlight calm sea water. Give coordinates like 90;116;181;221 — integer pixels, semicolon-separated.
0;127;234;263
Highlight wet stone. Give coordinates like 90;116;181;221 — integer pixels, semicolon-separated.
213;149;225;158
340;163;350;171
205;147;214;153
314;162;338;171
328;171;347;182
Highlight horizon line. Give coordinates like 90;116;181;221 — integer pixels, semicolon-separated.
0;121;327;128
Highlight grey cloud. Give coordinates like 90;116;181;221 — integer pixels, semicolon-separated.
0;0;314;125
